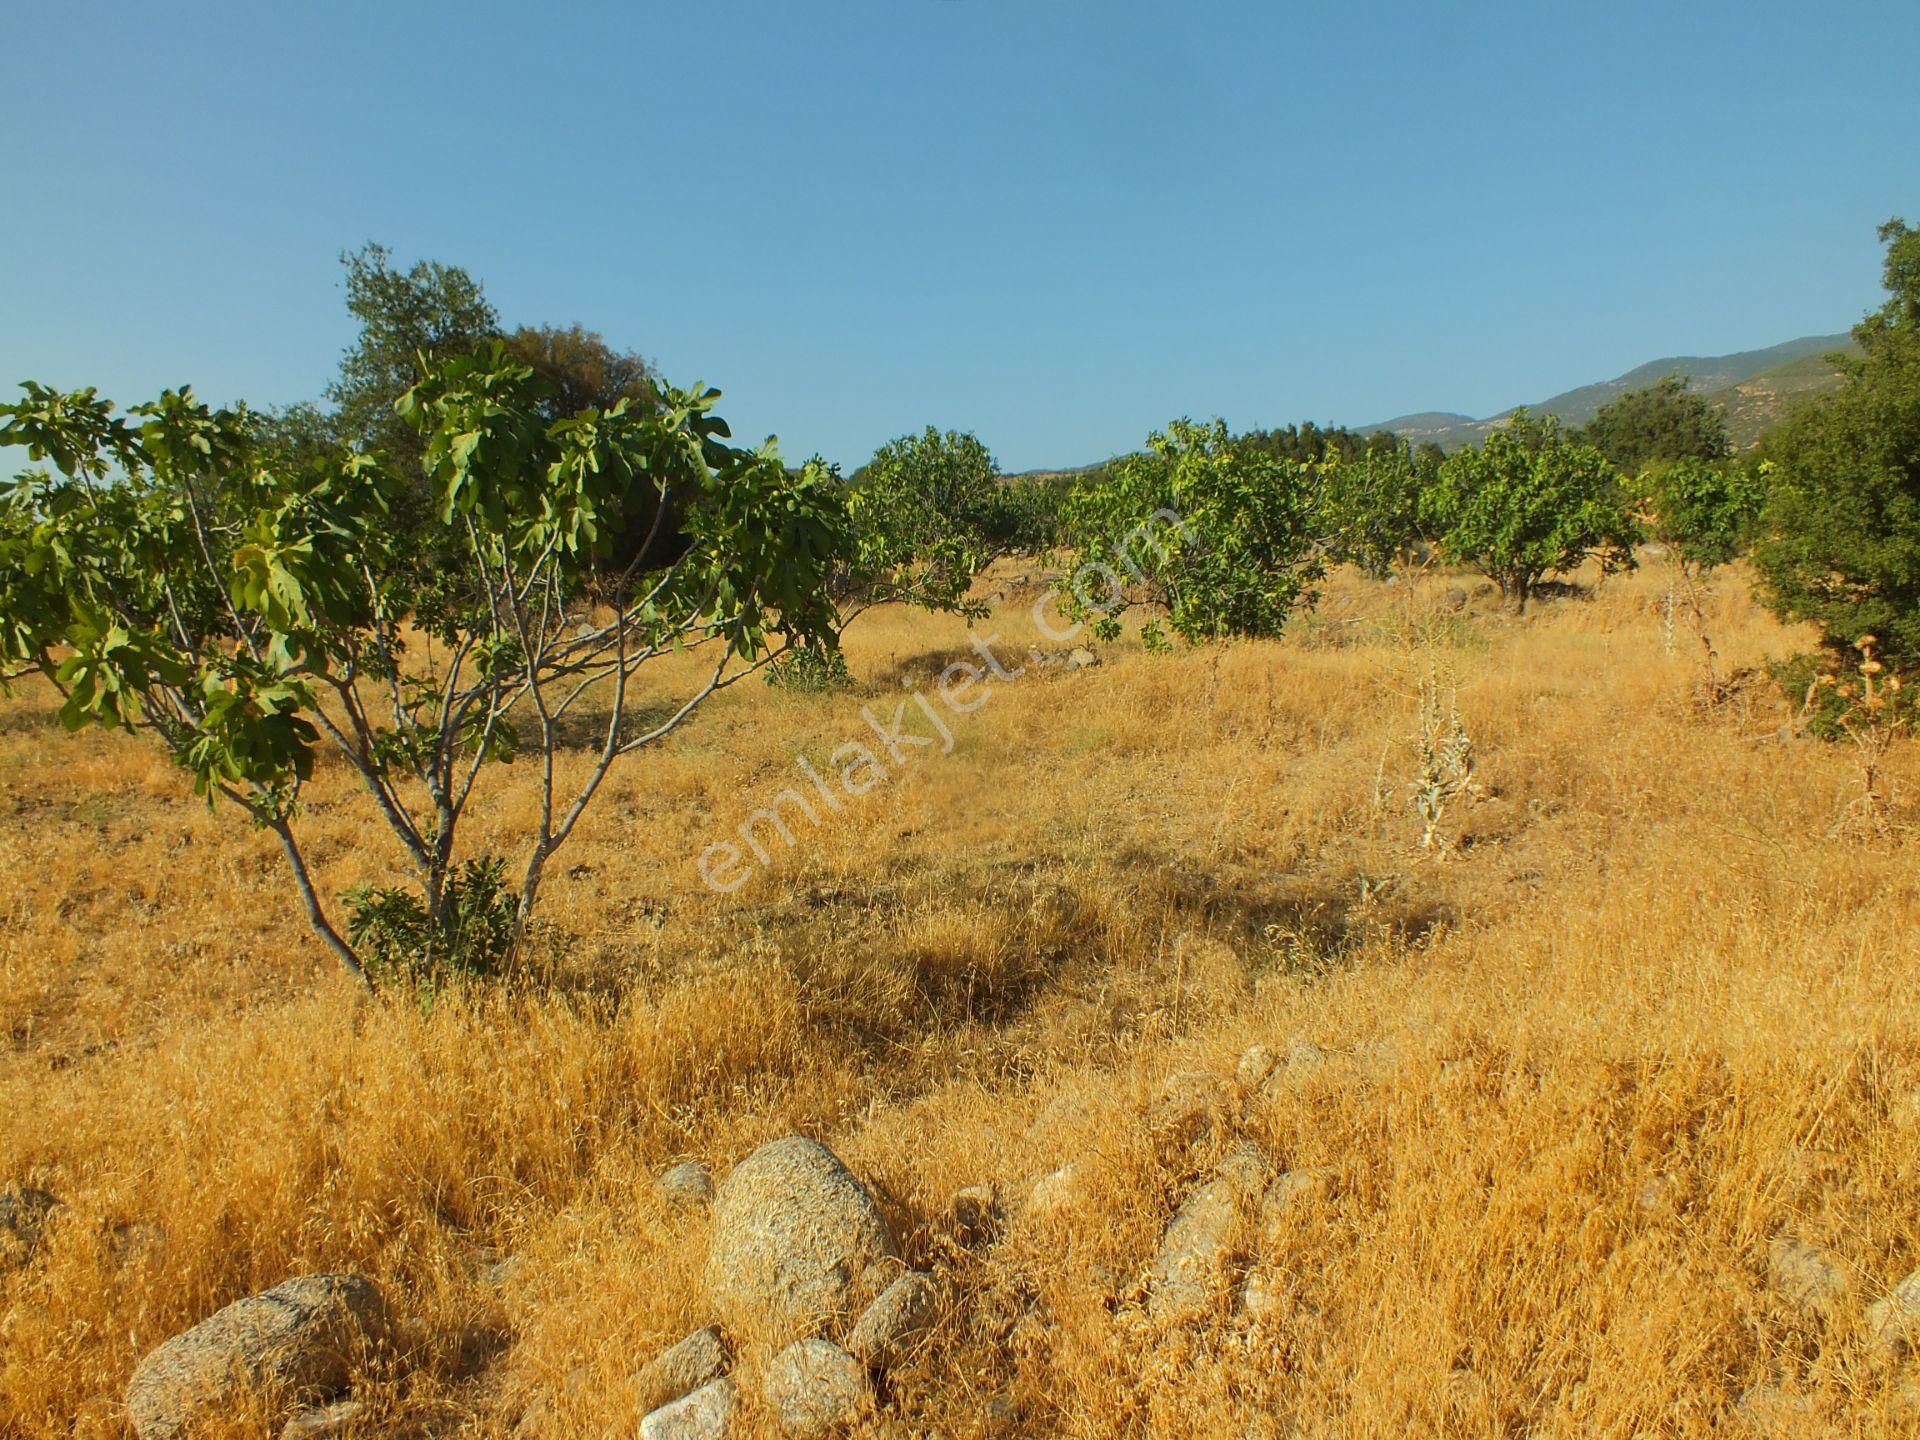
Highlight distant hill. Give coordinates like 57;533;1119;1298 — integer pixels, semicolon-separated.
1362;333;1857;451
1701;345;1859;449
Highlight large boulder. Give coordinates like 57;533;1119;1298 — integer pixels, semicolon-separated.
704;1137;898;1344
125;1274;388;1440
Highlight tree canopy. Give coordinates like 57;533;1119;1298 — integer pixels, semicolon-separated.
1575;374;1730;475
1422;411;1639;610
1753;218;1920;669
0;351;849;988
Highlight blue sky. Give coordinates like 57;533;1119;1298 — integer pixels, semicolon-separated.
3;0;1915;471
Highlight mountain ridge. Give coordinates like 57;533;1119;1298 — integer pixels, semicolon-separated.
1360;332;1857;450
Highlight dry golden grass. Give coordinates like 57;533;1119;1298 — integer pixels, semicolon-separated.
4;558;1920;1437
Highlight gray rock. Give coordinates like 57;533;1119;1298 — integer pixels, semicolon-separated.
1147;1178;1241;1321
479;1254;524;1289
1733;1384;1812;1435
108;1223;169;1271
1767;1237;1848;1318
761;1338;870;1436
1286;1040;1326;1073
280;1400;366;1439
1443;586;1470;612
125;1274;388;1440
947;1184;1001;1246
1867;1267;1920;1359
640;1377;736;1440
1149;1071;1221;1149
846;1271;938;1369
1023;1164;1080;1219
1258;1169;1328;1240
1236;1270;1281;1321
1636;1174;1679;1213
659;1161;714;1209
1064;646;1099;670
635;1327;728;1413
0;1185;59;1270
1214;1143;1272;1199
705;1136;898;1344
1235;1045;1277;1089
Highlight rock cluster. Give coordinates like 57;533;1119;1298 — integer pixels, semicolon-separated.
631;1136;940;1438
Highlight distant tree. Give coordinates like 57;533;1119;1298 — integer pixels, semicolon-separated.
1413;441;1447;480
1238;421;1398;466
501;323;656;421
1422;410;1639;611
1753;218;1920;670
1058;418;1323;646
325;243;500;462
1316;441;1427;579
847;426;999;604
1576;374;1730;474
982;473;1071;553
1640;458;1766;578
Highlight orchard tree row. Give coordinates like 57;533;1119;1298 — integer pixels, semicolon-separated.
3;222;1915;989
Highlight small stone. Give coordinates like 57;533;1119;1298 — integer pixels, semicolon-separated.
1150;1071;1221;1149
1214;1143;1273;1199
659;1161;714;1209
125;1274;388;1440
1636;1174;1678;1213
280;1401;365;1439
1236;1270;1280;1320
1733;1384;1812;1435
846;1272;938;1369
762;1338;870;1437
0;1185;60;1270
108;1222;168;1270
640;1377;736;1440
1024;1165;1080;1219
1767;1237;1849;1318
1866;1267;1920;1359
982;1395;1019;1435
1064;647;1099;670
947;1184;1001;1245
480;1254;524;1289
1286;1040;1326;1073
1258;1169;1328;1239
1235;1045;1277;1089
635;1327;728;1414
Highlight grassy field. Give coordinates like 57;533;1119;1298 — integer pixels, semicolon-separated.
4;558;1920;1437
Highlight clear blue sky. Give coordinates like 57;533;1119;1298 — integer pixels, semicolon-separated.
4;0;1915;471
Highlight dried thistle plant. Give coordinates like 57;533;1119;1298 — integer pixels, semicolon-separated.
1409;672;1478;851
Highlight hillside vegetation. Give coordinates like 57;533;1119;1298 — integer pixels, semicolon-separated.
6;561;1920;1437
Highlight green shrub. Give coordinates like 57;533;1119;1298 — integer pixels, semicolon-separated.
765;639;853;692
345;856;519;990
